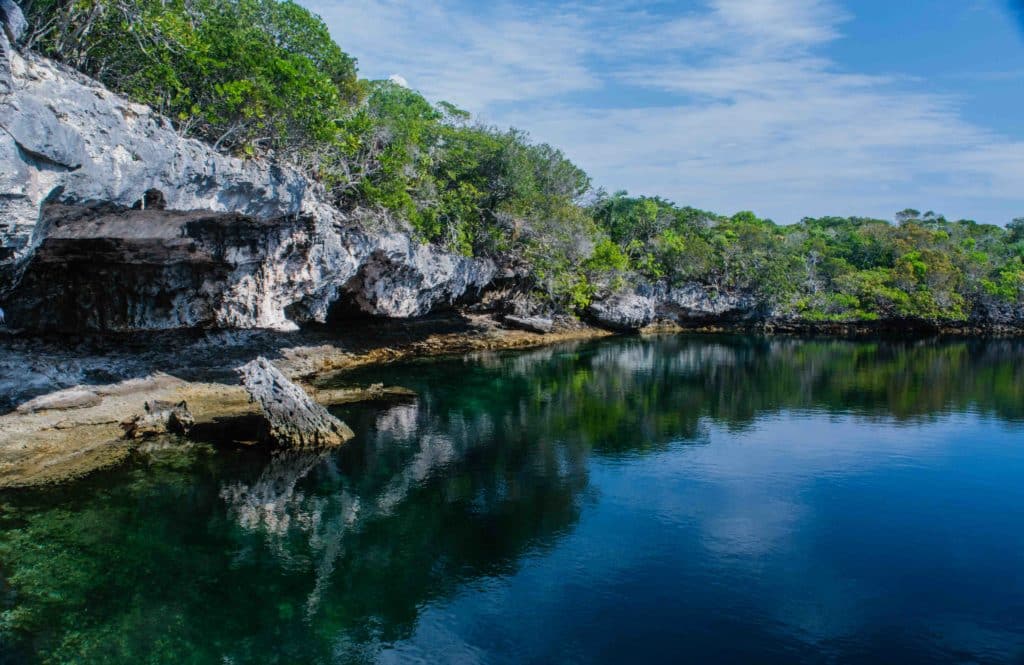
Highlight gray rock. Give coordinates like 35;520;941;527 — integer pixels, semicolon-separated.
121;400;194;439
0;21;13;98
238;357;354;448
342;233;496;318
6;208;354;332
503;314;554;334
653;283;760;323
0;48;497;331
1;96;87;168
0;49;325;301
970;294;1024;328
0;0;26;44
15;387;101;413
588;292;656;332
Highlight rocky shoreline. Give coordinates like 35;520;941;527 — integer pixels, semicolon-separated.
0;314;611;488
6;309;1024;489
3;2;1024;489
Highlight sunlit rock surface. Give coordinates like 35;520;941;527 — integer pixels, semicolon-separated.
587;291;656;332
239;357;354;448
0;32;494;332
652;283;762;323
588;282;763;332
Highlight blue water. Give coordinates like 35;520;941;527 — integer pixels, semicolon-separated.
1;335;1023;663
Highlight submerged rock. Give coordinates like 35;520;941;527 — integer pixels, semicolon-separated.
311;383;417;405
238;357;354;448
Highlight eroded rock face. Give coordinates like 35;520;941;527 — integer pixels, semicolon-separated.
0;33;496;332
653;283;761;323
588;292;656;332
0;49;321;288
970;295;1024;328
7;208;356;331
588;283;763;331
341;233;495;318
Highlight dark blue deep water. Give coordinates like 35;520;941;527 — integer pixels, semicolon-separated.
2;335;1024;664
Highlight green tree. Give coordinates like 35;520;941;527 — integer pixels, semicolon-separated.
23;0;361;157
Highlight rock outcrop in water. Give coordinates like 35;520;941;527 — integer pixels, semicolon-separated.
0;26;494;332
239;357;354;448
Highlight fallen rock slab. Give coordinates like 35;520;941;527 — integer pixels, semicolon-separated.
121;400;194;439
238;357;354;448
503;315;554;334
16;387;102;413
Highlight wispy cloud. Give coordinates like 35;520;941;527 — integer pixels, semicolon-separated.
302;0;1024;224
302;0;598;109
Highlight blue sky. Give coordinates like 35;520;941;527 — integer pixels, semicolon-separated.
300;0;1024;224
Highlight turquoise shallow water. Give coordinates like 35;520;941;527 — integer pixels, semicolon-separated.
2;335;1024;664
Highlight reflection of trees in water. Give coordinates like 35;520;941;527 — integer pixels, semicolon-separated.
453;336;1024;431
4;335;1024;663
1;383;592;662
209;388;591;654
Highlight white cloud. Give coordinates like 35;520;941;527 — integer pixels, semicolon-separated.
387;73;409;88
302;0;598;109
301;0;1024;224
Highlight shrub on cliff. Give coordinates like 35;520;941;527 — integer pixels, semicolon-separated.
21;0;360;158
16;0;1024;322
333;82;592;262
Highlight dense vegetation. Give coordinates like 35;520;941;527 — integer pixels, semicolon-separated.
19;0;1024;321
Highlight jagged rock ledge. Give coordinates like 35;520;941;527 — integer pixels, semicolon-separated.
587;282;1024;335
4;303;1023;489
0;30;494;333
0;314;609;488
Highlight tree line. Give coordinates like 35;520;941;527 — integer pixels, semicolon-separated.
19;0;1024;320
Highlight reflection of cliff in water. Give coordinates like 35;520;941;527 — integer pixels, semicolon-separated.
1;382;593;662
218;388;592;627
3;335;1024;663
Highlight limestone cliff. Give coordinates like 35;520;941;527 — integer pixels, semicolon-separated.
0;16;493;332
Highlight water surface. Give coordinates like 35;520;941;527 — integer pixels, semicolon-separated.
2;335;1024;663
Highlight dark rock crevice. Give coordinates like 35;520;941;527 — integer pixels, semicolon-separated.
6;206;320;331
0;39;498;334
